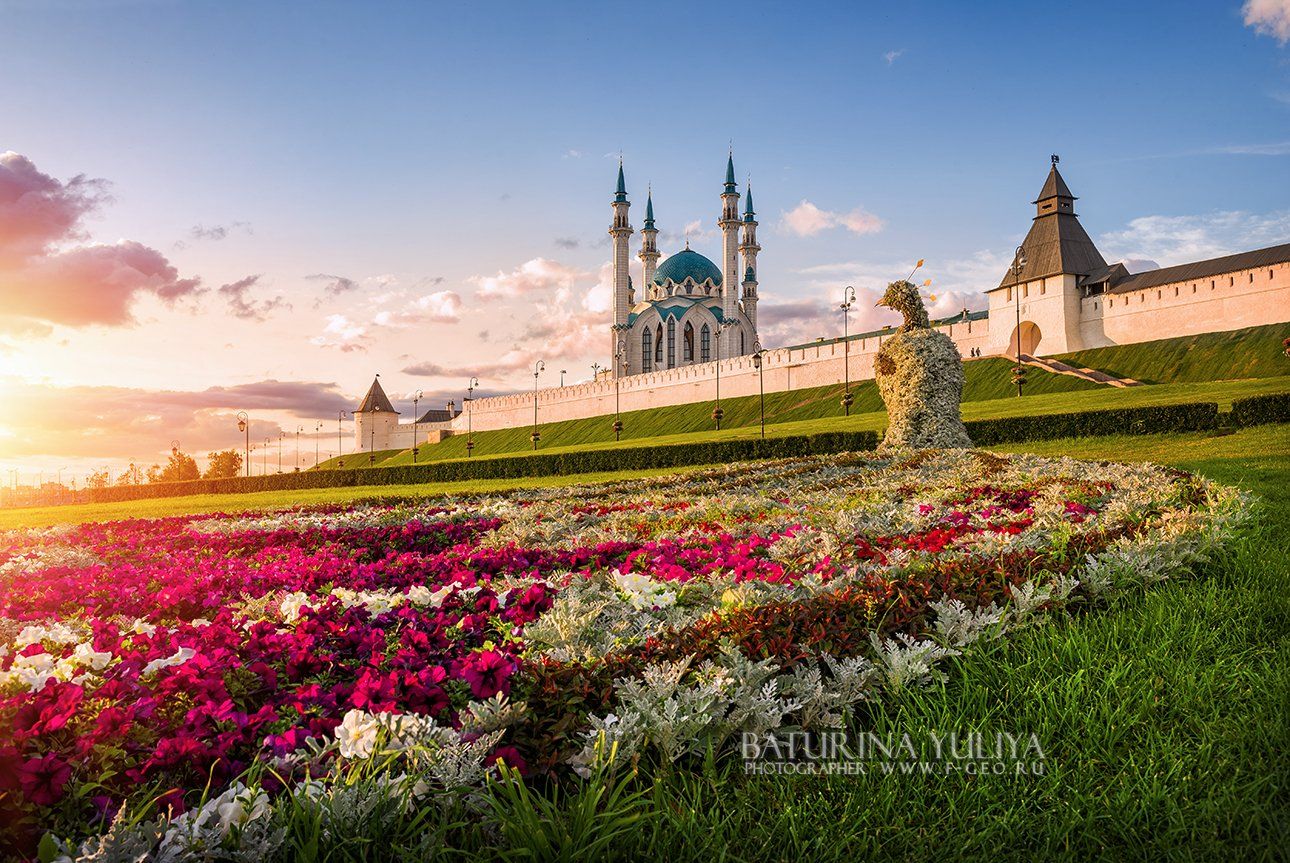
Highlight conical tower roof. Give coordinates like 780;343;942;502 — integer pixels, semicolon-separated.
355;376;399;414
996;162;1105;290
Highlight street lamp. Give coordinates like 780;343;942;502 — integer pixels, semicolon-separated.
466;377;478;457
336;410;347;469
263;438;270;476
170;439;180;456
560;369;567;388
277;432;284;473
295;426;303;471
840;286;856;415
531;360;545;450
712;323;731;430
1009;245;1028;397
591;362;601;379
236;412;250;477
752;341;767;439
314;421;322;467
411;390;422;464
613;339;625;441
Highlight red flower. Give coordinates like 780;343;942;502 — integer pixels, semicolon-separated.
462;650;515;699
18;753;72;806
487;745;528;776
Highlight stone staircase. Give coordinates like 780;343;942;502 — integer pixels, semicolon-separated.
1017;355;1144;388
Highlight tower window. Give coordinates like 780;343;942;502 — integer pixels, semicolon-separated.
1211;280;1215;289
655;324;663;366
700;324;711;362
1006;287;1013;302
666;319;676;368
740;331;745;355
1229;276;1234;286
1174;286;1178;296
642;329;653;373
1249;272;1254;283
1157;290;1161;300
683;322;694;362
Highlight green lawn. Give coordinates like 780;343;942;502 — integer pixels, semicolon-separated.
341;375;1290;470
1053;321;1290;384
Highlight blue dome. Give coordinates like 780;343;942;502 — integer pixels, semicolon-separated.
652;249;722;286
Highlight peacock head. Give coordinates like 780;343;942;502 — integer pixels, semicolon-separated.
876;280;931;330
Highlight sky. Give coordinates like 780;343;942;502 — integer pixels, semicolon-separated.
1;0;1288;483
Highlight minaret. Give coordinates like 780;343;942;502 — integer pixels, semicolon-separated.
609;160;633;365
718;152;742;356
639;186;660;300
740;182;760;340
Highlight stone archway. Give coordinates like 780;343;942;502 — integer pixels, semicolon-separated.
1008;321;1042;357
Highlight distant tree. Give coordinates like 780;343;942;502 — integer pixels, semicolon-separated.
86;470;110;489
145;464;163;483
117;463;144;486
203;449;243;479
151;450;201;483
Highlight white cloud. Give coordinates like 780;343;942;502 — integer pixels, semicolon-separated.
311;314;367;352
471;257;593;299
780;200;884;237
883;49;905;65
372;290;463;326
1098;210;1290;266
563;149;584;159
1244;0;1290;43
1210;141;1290;155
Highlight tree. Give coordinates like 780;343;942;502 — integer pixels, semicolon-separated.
203;449;243;479
150;450;200;483
86;470;110;489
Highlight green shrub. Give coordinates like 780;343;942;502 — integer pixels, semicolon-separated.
965;401;1219;445
1230;392;1290;428
80;430;883;505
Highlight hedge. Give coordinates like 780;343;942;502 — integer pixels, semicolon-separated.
78;430;883;505
62;400;1225;508
964;401;1219;445
1230;392;1290;428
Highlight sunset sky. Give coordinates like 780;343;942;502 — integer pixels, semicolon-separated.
2;0;1288;483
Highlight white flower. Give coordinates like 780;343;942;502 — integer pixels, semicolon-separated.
612;570;677;611
334;709;381;759
130;619;158;637
142;647;196;677
71;641;113;671
406;584;453;607
279;591;312;622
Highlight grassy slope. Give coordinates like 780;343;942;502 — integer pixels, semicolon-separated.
609;425;1290;862
1054;321;1290;384
342;375;1290;470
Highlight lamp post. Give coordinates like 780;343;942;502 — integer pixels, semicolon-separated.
411;390;422;464
466;377;478;457
712;324;730;430
591;362;601;379
277;432;284;473
560;369;567;388
263;438;270;476
235;412;250;477
531;360;545;450
337;410;347;468
295;426;303;471
840;285;856;415
369;408;377;465
752;341;766;439
612;339;625;441
314;421;322;467
170;439;180;457
1010;245;1028;397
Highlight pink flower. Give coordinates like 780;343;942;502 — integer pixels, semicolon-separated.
19;753;72;806
461;650;515;699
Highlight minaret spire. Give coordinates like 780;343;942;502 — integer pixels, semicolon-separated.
740;178;761;344
639;184;660;301
718;151;742;355
609;162;633;372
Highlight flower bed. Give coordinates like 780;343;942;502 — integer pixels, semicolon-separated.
0;450;1250;859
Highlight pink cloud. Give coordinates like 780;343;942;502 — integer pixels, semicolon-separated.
1244;0;1290;43
471;257;592;299
219;275;288;321
780;200;884;237
373;290;463;326
0;151;202;329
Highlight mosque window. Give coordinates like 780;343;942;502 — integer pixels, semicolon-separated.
667;319;676;368
642;330;653;373
683;322;694;362
700;324;711;361
740;331;746;355
655;324;663;365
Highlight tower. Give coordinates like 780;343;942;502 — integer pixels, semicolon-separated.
353;375;399;453
718;152;742;356
639;186;660;298
609;161;633;369
740;183;760;339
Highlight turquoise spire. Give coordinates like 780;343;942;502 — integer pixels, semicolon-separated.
724;151;736;193
614;160;627;202
644;186;655;229
743;183;755;221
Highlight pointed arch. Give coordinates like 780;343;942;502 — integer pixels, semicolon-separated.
700;323;711;362
642;328;653;373
666;318;676;368
655;323;663;366
683;321;695;362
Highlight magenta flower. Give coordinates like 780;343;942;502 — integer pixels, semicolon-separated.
19;753;72;806
461;650;515;699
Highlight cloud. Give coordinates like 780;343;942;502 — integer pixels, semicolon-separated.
1209;141;1290;155
219;275;288;321
883;49;905;65
554;237;580;249
189;222;250;242
563;149;584;159
372;290;463;326
780;200;884;237
311;314;368;352
0;151;202;329
471;257;593;299
0;376;355;462
1244;0;1290;43
307;272;360;298
1098;209;1290;266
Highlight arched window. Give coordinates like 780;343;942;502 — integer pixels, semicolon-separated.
683;321;694;362
642;329;653;373
700;324;711;362
666;319;676;368
740;331;745;356
655;324;663;365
